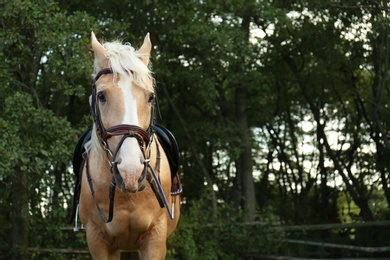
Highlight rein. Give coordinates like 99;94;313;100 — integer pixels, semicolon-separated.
85;68;173;223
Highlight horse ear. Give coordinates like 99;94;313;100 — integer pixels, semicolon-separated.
91;32;109;69
137;33;152;66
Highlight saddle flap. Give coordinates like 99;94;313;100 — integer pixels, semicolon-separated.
72;127;92;177
155;125;180;176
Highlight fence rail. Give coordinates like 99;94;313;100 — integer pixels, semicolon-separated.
3;221;390;258
247;220;390;230
280;239;390;253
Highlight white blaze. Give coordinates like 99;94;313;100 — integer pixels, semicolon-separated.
116;76;145;191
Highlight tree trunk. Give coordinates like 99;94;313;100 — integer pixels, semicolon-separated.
12;168;29;259
231;7;257;223
235;86;256;222
313;103;374;221
371;21;390;208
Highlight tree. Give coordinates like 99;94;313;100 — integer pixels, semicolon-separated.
256;0;389;222
0;0;97;257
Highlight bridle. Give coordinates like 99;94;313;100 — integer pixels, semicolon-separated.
84;68;173;223
91;68;155;171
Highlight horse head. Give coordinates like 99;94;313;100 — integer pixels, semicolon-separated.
90;32;155;193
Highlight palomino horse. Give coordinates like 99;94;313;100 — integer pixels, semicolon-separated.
78;32;180;259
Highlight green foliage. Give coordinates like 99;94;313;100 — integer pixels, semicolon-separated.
0;91;75;170
0;0;97;256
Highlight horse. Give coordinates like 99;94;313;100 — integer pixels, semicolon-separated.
77;32;181;259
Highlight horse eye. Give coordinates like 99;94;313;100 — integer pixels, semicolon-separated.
97;91;106;103
148;93;155;103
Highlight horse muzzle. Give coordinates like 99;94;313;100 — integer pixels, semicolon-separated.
112;159;147;193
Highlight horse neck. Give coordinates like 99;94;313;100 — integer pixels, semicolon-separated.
89;148;112;178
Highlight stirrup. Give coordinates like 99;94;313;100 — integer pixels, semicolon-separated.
73;204;80;232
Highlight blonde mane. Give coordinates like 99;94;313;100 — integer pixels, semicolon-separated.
85;39;154;155
96;40;154;92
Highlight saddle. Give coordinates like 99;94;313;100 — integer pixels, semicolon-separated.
69;125;181;223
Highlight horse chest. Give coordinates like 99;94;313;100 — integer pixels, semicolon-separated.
104;208;164;246
110;194;161;228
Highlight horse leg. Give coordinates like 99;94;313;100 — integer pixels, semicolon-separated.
137;227;168;260
88;243;121;260
91;250;120;260
139;241;167;260
85;228;121;260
